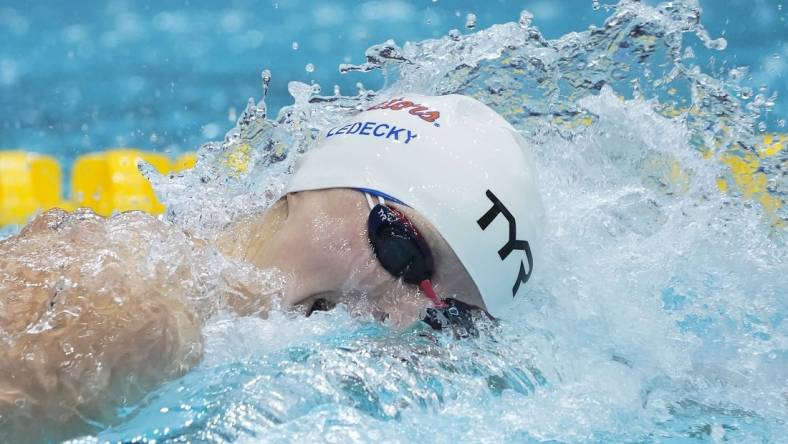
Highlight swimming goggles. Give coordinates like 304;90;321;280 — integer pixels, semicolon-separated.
364;192;447;308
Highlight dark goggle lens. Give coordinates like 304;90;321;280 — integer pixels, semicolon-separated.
373;227;430;283
368;204;434;284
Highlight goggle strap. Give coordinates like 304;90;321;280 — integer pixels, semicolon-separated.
419;279;448;308
364;192;385;210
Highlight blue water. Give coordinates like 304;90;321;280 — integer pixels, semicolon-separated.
0;0;785;159
2;1;787;443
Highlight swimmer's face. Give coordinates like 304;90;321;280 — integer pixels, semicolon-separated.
230;188;483;327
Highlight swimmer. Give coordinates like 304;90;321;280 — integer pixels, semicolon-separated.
0;94;544;441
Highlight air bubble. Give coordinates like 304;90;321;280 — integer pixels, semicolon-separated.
305;63;315;73
291;41;299;50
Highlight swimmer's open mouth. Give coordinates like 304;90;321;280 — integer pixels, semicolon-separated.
306;297;335;316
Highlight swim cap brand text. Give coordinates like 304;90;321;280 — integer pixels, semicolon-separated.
325;121;418;144
477;190;534;297
367;98;441;124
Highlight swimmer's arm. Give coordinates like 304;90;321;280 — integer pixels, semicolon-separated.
0;211;203;441
0;279;203;442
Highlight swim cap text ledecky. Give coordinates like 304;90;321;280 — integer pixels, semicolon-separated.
326;121;418;144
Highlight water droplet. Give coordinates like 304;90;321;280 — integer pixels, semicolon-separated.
708;37;727;51
710;423;725;442
291;41;299;50
62;342;74;355
305;63;315;73
260;69;271;98
465;13;477;30
519;10;533;28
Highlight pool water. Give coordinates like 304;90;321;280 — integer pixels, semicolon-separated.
2;0;787;443
1;0;784;157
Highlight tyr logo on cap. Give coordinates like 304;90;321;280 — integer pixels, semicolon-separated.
477;190;534;297
367;97;441;126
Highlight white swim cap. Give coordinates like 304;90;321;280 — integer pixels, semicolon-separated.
286;94;544;317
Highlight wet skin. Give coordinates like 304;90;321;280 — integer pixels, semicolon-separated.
0;188;480;441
